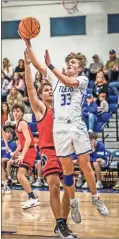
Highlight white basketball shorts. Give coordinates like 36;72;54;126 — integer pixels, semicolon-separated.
53;120;92;157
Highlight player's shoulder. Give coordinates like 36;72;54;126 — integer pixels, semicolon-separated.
76;74;88;82
19;120;28;128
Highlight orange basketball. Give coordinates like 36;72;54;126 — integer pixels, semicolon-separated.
18;17;40;39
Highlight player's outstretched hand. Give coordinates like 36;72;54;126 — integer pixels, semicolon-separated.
44;50;51;67
24;48;31;65
18;30;31;47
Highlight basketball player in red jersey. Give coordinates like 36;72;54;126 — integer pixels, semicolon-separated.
11;104;40;209
24;50;77;238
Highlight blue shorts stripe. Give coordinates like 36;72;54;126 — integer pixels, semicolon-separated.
76;149;92;156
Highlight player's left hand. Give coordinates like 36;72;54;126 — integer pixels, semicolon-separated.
44;50;51;67
15;155;24;164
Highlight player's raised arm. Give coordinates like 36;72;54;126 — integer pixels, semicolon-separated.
24;39;47;77
24;49;46;119
44;50;79;87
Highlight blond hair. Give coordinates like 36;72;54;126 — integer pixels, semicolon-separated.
95;71;107;85
65;52;87;68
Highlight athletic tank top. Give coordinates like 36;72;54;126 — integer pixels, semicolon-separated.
37;107;54;149
16;118;35;150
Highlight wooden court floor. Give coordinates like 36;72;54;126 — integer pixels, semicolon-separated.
2;190;119;238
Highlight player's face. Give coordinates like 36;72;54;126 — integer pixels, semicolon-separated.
66;58;83;76
13;108;23;120
41;85;53;102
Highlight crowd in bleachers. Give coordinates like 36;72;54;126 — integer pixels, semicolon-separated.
1;49;119;192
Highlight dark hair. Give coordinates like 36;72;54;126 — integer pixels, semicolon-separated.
38;81;52;95
89;132;98;140
18;59;25;69
12;72;21;86
2;102;10;114
12;104;25;114
5;127;14;135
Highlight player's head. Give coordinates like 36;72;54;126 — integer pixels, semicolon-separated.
65;52;87;77
5;127;13;141
38;82;53;103
12;104;25;120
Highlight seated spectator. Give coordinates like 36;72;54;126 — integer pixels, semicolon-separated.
103;50;119;98
8;72;25;94
1;71;9;101
1;102;10;126
83;94;98;133
7;87;24;111
97;93;109;114
1;127;17;188
82;133;107;189
34;71;43;90
15;59;25;77
23;86;31;113
113;162;119;190
32;133;43;187
93;71;108;103
2;58;13;80
89;54;103;81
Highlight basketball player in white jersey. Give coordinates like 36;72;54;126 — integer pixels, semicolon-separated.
22;39;108;221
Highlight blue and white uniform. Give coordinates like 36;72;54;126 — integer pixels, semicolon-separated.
47;70;92;157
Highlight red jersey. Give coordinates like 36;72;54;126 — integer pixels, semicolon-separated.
37;108;54;149
16;118;35;150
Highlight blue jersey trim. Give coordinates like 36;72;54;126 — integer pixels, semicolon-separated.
76;149;92;156
56;152;74;158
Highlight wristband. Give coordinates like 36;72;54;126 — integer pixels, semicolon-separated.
48;64;55;71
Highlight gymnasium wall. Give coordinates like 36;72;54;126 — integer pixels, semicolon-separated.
2;1;119;71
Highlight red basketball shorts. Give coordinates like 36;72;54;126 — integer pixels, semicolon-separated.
20;148;36;170
40;148;63;178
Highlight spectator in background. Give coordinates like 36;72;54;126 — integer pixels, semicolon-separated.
83;94;97;133
89;54;103;81
1;71;9;101
82;133;107;189
32;133;43;187
34;71;44;90
2;58;13;80
113;162;119;190
93;71;108;103
15;59;25;77
97;93;109;114
8;72;25;94
1;127;17;192
23;87;31;113
1;102;10;125
103;49;119;82
7;87;24;111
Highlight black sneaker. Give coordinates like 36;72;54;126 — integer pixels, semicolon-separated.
54;221;74;238
65;224;78;238
7;179;12;186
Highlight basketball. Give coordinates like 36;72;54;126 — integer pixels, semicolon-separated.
18;17;40;39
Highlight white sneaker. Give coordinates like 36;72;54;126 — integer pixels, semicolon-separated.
4;185;11;195
32;180;43;187
21;198;40;209
29;176;34;184
70;198;81;223
92;196;108;216
44;181;49;187
82;182;88;189
76;176;83;188
113;181;119;190
96;181;103;189
88;129;93;133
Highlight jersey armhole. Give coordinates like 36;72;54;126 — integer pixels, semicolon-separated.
37;106;47;122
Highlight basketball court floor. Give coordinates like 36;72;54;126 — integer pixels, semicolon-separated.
2;187;119;238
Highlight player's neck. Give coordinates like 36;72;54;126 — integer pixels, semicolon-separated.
43;100;52;109
16;117;23;125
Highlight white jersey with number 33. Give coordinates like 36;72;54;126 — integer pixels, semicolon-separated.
47;70;89;122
